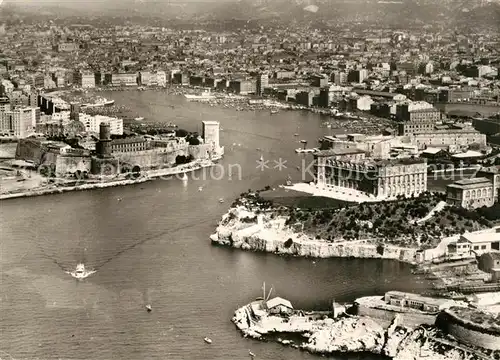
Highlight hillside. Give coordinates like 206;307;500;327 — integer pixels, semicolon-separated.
1;0;499;29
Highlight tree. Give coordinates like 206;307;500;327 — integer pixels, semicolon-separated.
187;136;200;145
175;129;189;137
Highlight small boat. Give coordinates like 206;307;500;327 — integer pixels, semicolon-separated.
204;337;212;344
294;133;299;136
219;198;225;203
146;304;152;312
66;263;96;280
134;117;145;121
180;173;188;181
270;109;279;114
198;186;203;192
249;350;255;357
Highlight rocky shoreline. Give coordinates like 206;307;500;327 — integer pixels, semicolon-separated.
210;204;419;264
232;302;494;360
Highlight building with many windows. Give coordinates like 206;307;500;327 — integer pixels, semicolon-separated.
314;154;427;199
446;178;495;209
0;107;37;138
111;73;137;87
79;113;123;135
256;73;269;96
409;127;486;150
74;71;96;88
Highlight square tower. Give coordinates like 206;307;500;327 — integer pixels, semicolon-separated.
202;121;220;150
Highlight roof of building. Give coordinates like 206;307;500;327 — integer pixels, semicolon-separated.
266;297;293;310
461;231;500;244
409;108;439;113
352;89;400;98
111;137;148;145
478;165;500;174
451;177;492;186
315;148;367;157
422;147;443;155
452;150;483;159
385;291;449;307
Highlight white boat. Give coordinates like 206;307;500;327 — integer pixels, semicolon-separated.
146;304;152;312
270;109;279;114
249;350;255;357
204;337;212;344
198;186;203;192
219;198;224;203
184;91;215;101
81;99;115;108
294;133;299;137
180;173;188;181
134;117;145;121
295;148;317;154
66;263;96;280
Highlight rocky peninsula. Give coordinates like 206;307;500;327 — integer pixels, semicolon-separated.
210;189;493;264
232;295;500;360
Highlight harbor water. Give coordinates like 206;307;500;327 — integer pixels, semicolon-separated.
0;91;432;360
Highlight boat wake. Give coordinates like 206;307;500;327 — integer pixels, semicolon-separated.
38;218;215;279
65;263;97;280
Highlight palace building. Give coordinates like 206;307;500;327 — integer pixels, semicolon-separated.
314;151;427;199
446;177;495;209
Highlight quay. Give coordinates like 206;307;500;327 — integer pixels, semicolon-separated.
0;159;216;200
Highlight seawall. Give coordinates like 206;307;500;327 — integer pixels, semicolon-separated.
436;308;500;351
0;178;150;200
354;303;436;328
0;160;214;200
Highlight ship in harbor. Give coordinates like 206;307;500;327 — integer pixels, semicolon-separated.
184;90;216;102
81;98;115;108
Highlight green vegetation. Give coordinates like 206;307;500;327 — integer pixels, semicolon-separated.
233;189;493;248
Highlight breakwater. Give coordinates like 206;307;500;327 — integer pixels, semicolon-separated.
0;178;149;200
0;160;214;200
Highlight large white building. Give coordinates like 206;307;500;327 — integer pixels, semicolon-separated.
0;107;37;138
74;71;96;88
409;128;486;150
79;113;123;135
111;73;137;87
139;71;168;87
202;121;222;156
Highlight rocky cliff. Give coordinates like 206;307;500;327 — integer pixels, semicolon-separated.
211;205;418;263
232;303;495;359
